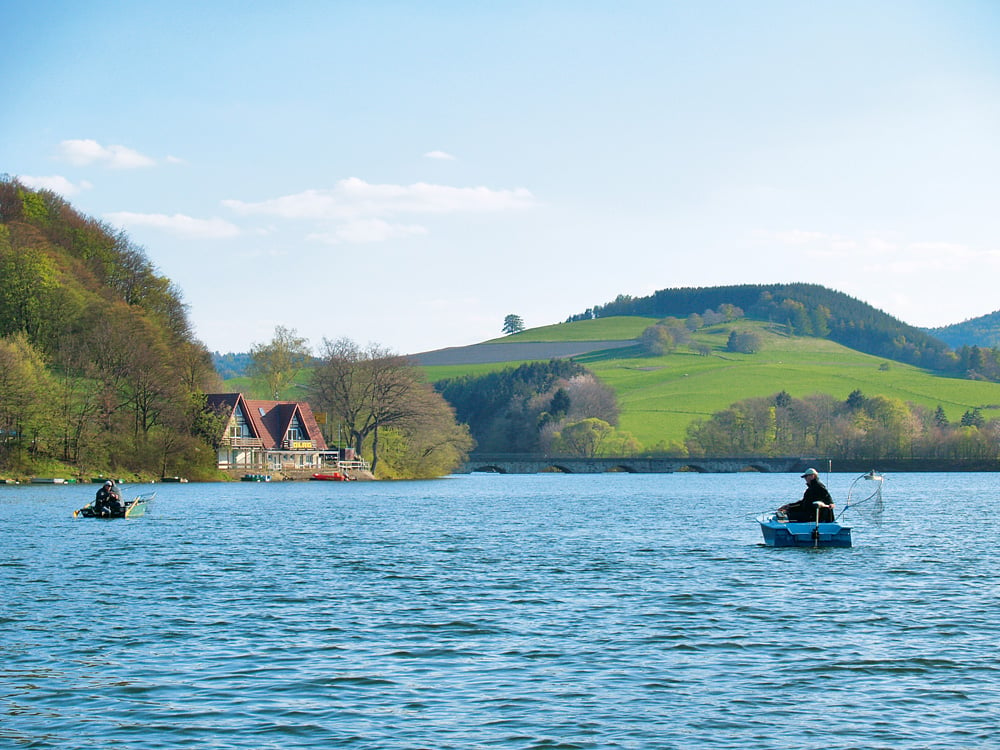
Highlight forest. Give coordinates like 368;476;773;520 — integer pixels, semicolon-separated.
0;177;223;479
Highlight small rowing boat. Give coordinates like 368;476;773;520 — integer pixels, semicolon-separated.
757;471;884;548
74;492;156;519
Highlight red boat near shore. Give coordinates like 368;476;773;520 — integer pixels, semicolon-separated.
310;472;350;481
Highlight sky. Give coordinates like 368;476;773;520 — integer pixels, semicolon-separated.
4;1;1000;356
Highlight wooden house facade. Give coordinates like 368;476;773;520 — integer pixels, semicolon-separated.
206;393;332;472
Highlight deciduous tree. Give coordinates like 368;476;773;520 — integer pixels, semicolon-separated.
249;325;311;399
312;338;472;475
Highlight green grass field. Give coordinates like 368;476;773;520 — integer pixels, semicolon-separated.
421;318;1000;448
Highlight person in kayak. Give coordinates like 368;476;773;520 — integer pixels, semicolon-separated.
94;480;123;517
780;468;835;522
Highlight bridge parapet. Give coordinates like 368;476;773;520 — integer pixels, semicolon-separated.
461;455;811;475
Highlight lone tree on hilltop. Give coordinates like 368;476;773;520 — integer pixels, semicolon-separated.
503;314;525;335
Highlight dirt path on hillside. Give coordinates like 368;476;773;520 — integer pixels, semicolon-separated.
410;340;637;366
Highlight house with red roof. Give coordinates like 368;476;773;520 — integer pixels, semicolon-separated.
206;393;332;472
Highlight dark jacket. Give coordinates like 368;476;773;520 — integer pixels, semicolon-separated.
786;479;834;522
94;485;123;515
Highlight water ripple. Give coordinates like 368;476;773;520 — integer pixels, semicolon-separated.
3;473;1000;748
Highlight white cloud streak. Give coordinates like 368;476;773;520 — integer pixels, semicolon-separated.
17;174;92;196
424;150;457;160
308;219;429;244
57;139;156;168
222;177;536;221
105;211;241;239
758;228;1000;272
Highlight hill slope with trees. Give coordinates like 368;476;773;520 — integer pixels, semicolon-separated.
928;310;1000;349
0;177;222;479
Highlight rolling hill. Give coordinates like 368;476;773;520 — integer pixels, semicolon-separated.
418;317;1000;449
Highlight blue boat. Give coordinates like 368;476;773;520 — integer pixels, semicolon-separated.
757;515;853;547
757;470;884;548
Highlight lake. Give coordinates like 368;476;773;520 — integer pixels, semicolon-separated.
2;472;998;749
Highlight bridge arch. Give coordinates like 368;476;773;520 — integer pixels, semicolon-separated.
675;464;709;473
469;465;508;474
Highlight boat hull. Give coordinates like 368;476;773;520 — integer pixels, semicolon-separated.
758;516;852;548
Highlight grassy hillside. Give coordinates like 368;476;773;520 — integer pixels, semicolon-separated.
421;317;1000;449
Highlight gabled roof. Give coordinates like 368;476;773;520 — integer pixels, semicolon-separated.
206;393;328;451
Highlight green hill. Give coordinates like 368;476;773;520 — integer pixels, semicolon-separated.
0;178;221;479
928;310;1000;349
421;317;1000;449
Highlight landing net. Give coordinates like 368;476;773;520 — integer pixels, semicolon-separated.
837;470;885;525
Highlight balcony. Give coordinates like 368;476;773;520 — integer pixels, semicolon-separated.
223;437;263;448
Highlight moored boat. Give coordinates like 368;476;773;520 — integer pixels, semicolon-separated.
310;472;349;481
74;492;156;519
241;473;272;482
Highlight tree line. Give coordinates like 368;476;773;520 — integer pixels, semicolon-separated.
434;360;637;456
685;389;1000;461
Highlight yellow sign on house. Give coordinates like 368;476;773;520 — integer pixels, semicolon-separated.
314;412;327;425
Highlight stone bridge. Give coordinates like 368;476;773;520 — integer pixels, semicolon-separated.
460;454;817;475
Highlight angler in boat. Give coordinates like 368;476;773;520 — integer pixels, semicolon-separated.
93;480;124;517
74;482;155;519
757;470;885;548
778;468;835;522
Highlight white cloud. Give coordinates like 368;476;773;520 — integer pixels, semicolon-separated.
308;219;428;244
57;139;156;168
758;228;1000;272
105;211;241;239
223;177;536;221
17;174;92;196
424;150;457;160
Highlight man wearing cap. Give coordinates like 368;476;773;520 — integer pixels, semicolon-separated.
779;468;834;522
94;480;123;518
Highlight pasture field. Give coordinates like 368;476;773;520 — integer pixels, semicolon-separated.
423;319;1000;448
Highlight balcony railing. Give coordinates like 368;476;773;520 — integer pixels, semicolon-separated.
223;437;263;448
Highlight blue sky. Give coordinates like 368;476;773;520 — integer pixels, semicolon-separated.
4;1;1000;355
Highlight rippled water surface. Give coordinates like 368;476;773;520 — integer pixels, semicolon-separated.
3;472;999;749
